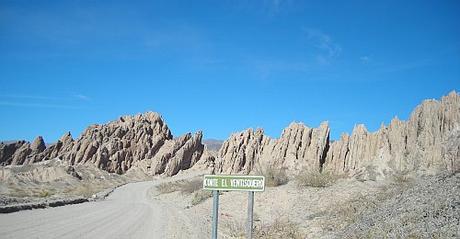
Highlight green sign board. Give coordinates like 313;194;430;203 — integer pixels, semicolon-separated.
203;175;265;192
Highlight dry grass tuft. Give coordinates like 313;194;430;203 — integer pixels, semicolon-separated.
7;186;31;198
155;181;179;194
391;169;412;184
321;183;410;233
296;168;339;188
191;190;212;205
156;178;203;195
223;220;245;238
224;218;303;239
64;182;104;198
255;164;289;187
255;218;303;239
37;189;52;198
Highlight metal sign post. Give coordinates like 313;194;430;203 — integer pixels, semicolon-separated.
203;175;265;239
211;190;219;239
246;191;254;239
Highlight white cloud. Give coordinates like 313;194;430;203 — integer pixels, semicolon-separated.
360;56;371;63
0;101;83;109
0;93;91;109
74;94;90;101
303;28;342;64
0;94;62;100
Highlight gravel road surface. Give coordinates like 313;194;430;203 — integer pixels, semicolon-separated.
0;181;181;239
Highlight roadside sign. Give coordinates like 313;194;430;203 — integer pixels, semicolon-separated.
202;175;265;192
203;174;265;239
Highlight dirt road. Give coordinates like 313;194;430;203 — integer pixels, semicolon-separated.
0;180;206;239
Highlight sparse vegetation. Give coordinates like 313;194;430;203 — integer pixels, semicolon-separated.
191;190;212;205
38;189;52;198
391;169;412;184
64;182;110;198
255;164;289;187
156;178;203;195
179;178;203;194
7;186;56;198
224;218;303;239
223;220;245;238
69;184;94;197
155;178;211;206
296;168;339;188
255;218;303;239
155;181;180;194
322;173;460;238
7;186;31;198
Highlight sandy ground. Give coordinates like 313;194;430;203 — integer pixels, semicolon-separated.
2;171;456;239
169;177;388;238
0;174;210;239
0;174;390;239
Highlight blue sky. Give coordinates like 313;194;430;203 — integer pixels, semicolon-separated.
1;0;459;142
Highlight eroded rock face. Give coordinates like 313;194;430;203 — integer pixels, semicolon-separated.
324;91;460;179
0;141;28;166
0;112;211;176
215;122;331;174
0;137;48;166
443;127;460;173
217;91;460;179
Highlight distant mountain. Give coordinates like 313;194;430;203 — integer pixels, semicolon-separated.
0;140;20;145
202;139;224;152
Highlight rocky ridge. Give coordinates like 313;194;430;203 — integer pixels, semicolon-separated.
215;122;330;174
216;91;460;179
0;112;209;176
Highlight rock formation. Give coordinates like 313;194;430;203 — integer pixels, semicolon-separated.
216;91;460;179
324;91;460;179
215;122;330;174
2;92;458;180
0;112;211;176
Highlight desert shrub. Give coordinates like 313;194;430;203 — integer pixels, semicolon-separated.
38;189;51;198
66;182;103;198
296;168;339;188
224;218;302;239
73;185;95;197
156;178;203;195
178;178;203;194
156;181;180;194
338;173;460;238
322;194;380;232
7;186;31;197
255;164;289;187
223;220;246;238
391;169;412;184
255;219;303;239
191;190;212;205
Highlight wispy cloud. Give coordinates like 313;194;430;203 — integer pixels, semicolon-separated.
0;93;91;109
74;94;90;101
252;59;310;80
303;28;341;64
0;94;63;100
381;59;434;73
233;0;294;17
360;56;371;64
263;0;290;15
0;101;84;109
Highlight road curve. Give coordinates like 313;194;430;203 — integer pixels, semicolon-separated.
0;181;168;239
